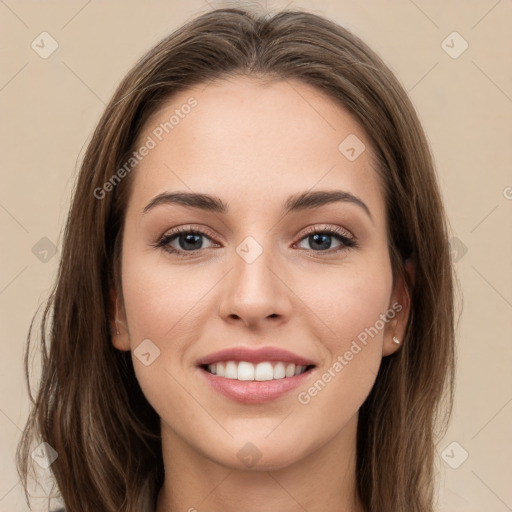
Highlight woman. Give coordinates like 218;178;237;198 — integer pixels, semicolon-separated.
17;7;456;512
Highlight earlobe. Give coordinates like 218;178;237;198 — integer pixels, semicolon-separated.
109;288;131;351
382;259;414;356
113;331;131;352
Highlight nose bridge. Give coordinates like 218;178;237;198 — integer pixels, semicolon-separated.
218;233;291;327
235;236;275;295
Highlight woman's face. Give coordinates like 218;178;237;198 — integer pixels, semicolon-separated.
114;76;409;471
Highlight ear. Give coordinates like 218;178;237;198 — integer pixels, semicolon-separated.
382;259;414;356
109;288;130;351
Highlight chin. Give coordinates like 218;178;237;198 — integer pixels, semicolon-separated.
201;433;316;472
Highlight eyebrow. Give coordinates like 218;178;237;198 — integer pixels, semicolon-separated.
142;189;372;221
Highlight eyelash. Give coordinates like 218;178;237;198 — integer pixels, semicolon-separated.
153;224;357;258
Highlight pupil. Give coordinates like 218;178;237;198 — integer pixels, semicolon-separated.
180;233;202;250
311;233;331;250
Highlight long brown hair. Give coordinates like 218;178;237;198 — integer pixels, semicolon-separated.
17;7;456;512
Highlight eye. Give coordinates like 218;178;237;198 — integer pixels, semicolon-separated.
154;226;218;256
295;225;357;254
154;224;357;258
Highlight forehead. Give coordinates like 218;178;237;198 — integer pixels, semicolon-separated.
128;76;385;223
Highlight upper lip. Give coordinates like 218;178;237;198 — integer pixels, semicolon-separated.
196;346;316;367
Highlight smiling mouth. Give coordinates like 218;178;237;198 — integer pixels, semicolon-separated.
200;361;316;381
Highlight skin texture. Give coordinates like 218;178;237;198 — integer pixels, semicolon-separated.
112;76;411;512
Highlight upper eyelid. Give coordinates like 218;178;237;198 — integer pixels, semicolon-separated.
301;224;354;239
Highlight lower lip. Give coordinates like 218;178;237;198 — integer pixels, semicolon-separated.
198;366;315;404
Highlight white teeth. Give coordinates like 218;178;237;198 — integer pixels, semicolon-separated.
285;363;295;377
255;362;273;381
237;361;255;381
205;361;310;381
224;361;238;379
273;362;286;379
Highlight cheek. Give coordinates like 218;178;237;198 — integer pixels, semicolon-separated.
300;261;393;347
297;268;392;432
292;259;392;405
120;251;214;416
121;248;212;342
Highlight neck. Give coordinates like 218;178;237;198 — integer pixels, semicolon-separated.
155;413;365;512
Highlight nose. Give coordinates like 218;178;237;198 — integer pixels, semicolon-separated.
217;240;293;330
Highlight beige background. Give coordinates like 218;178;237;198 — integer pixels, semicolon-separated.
1;0;511;510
